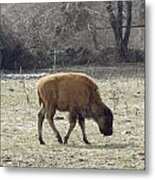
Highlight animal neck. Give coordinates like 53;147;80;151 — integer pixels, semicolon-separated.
91;101;105;120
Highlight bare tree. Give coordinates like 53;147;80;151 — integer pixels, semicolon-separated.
107;1;132;60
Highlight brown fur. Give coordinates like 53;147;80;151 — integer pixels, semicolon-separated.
37;72;113;145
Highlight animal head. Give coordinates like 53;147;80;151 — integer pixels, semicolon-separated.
94;104;113;136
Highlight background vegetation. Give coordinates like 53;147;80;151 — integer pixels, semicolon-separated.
0;1;144;70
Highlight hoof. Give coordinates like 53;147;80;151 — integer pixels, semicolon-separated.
57;135;63;144
84;138;91;145
39;137;45;145
63;136;68;144
40;140;45;145
85;142;91;145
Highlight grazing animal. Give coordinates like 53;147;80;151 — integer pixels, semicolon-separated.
37;72;113;145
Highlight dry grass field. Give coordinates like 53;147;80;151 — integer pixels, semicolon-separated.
1;64;145;170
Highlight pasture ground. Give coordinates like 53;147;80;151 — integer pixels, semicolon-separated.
1;64;145;170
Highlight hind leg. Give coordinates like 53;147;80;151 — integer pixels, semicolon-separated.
46;107;63;144
78;113;90;145
38;106;46;145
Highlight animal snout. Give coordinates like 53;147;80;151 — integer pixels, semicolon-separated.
100;128;113;136
103;129;113;136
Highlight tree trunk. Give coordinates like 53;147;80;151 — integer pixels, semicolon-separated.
107;1;132;60
116;1;124;58
122;1;132;53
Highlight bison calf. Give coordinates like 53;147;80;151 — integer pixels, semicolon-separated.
37;72;113;145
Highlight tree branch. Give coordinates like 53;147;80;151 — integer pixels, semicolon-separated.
106;2;116;33
116;1;123;41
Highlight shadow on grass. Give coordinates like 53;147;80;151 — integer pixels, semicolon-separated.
67;143;129;150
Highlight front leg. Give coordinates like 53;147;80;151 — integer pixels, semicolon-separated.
78;113;91;145
64;112;77;144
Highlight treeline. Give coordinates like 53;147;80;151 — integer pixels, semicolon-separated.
0;1;145;70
